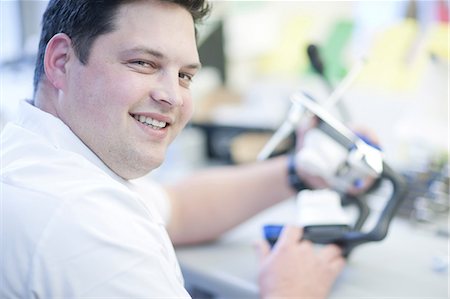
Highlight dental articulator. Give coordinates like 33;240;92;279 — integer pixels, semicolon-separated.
259;59;407;256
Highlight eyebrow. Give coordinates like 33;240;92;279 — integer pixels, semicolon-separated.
121;46;202;70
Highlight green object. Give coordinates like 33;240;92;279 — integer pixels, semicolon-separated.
321;20;354;85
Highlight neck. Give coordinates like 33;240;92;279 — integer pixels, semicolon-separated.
33;79;60;118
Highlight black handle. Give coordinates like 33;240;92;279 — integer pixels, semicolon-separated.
263;162;407;257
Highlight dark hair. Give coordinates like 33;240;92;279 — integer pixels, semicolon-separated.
33;0;210;94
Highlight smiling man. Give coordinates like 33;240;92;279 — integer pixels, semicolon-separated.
1;0;345;298
37;1;200;179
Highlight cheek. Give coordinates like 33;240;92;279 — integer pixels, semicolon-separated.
79;62;141;104
87;74;142;118
181;94;194;124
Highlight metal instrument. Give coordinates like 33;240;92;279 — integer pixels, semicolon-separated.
262;92;407;256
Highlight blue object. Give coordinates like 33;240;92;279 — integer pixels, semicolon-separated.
263;224;284;247
356;133;382;151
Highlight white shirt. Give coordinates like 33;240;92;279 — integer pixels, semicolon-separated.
1;100;190;298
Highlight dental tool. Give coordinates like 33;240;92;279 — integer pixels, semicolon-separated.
263;93;407;256
256;99;304;161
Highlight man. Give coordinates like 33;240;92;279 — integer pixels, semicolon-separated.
1;0;345;298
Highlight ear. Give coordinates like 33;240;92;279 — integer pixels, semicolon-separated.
43;33;73;91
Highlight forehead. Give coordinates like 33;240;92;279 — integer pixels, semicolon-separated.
115;0;194;27
103;0;199;62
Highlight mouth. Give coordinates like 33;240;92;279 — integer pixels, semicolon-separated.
130;113;169;130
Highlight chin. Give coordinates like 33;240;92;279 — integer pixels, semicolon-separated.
137;158;165;178
114;149;166;180
115;161;161;180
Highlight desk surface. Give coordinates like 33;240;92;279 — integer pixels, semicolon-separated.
176;200;449;298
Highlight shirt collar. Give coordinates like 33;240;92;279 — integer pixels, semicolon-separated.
17;99;128;184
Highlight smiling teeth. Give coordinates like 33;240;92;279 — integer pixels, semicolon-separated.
133;114;167;129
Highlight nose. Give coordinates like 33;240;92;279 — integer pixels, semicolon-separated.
150;72;182;107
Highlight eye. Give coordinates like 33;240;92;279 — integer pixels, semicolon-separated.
133;60;151;67
179;72;194;88
128;60;158;73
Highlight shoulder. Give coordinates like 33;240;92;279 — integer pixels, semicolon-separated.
2;175;187;297
28;186;187;297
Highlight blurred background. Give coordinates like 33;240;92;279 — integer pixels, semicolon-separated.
1;0;449;245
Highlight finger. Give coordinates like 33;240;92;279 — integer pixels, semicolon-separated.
347;176;376;195
254;239;271;262
275;225;302;248
328;255;346;274
320;244;345;261
349;126;381;146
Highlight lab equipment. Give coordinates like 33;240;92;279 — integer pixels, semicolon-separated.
261;92;407;256
257;56;366;161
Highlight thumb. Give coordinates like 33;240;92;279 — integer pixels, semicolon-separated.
253;239;271;263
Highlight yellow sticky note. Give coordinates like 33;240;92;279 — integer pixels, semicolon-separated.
258;15;313;75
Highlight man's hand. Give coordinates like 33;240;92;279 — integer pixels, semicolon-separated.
295;120;381;195
256;225;345;299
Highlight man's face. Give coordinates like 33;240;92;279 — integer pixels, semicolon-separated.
58;1;200;179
